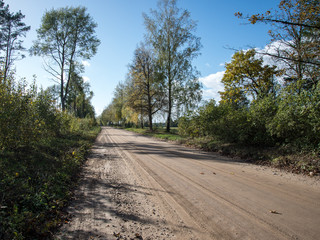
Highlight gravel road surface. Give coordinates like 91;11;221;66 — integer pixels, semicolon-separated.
56;127;320;240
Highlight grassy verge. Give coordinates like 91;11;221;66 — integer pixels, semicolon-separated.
125;127;184;142
125;127;319;176
0;126;100;240
185;138;319;175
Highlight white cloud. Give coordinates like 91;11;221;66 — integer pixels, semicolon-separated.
200;71;225;89
82;60;91;67
199;71;225;102
254;40;291;67
199;41;291;103
95;107;103;116
82;76;90;82
202;88;222;102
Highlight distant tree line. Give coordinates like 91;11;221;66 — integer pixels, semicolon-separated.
100;0;202;132
101;0;320;152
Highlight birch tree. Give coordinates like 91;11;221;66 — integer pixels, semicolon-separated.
31;6;100;110
143;0;202;132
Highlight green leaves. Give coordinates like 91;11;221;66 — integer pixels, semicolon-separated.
220;49;278;106
31;6;100;110
0;0;30;82
143;0;202;131
0;71;99;239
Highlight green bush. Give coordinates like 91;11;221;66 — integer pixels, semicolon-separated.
179;83;319;152
179;100;251;144
267;84;320;150
247;95;277;146
0;80;39;150
0;73;99;239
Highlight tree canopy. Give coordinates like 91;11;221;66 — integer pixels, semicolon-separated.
31;6;100;110
236;0;320;90
143;0;202;132
0;0;30;82
127;43;165;130
220;49;279;105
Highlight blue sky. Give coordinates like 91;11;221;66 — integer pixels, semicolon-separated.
5;0;279;115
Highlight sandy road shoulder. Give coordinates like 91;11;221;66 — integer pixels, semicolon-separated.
55;127;184;240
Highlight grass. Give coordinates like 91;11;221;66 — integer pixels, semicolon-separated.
125;127;185;142
0;126;100;240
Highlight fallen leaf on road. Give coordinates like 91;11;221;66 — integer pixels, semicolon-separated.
113;232;121;238
270;210;281;214
135;233;143;239
200;172;204;175
212;172;216;175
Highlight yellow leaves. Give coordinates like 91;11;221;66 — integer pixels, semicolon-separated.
235;12;243;18
249;15;258;24
15;172;19;177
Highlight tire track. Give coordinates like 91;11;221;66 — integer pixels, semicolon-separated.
107;128;320;240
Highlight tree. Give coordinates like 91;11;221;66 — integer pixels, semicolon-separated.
236;0;320;90
112;82;126;125
65;72;95;118
128;43;165;131
0;0;30;83
143;0;202;132
31;6;100;110
220;49;279;105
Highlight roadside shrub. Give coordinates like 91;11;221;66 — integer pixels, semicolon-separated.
267;84;320;150
214;104;250;144
0;71;100;239
178;115;200;137
247;95;277;146
179;100;252;144
0;79;67;151
0;79;38;150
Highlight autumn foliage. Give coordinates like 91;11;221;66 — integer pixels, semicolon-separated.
179;0;320;170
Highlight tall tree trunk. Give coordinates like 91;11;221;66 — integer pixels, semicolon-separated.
166;80;172;132
60;47;66;111
61;82;65;110
60;75;65;111
140;99;144;129
147;75;153;131
148;90;153;131
149;113;153;131
3;25;11;83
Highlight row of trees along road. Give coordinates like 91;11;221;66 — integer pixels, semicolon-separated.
101;0;202;132
0;2;101;238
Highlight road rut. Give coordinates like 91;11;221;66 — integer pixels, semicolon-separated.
56;127;320;240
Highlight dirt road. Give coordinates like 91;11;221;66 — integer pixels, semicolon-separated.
56;127;320;240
